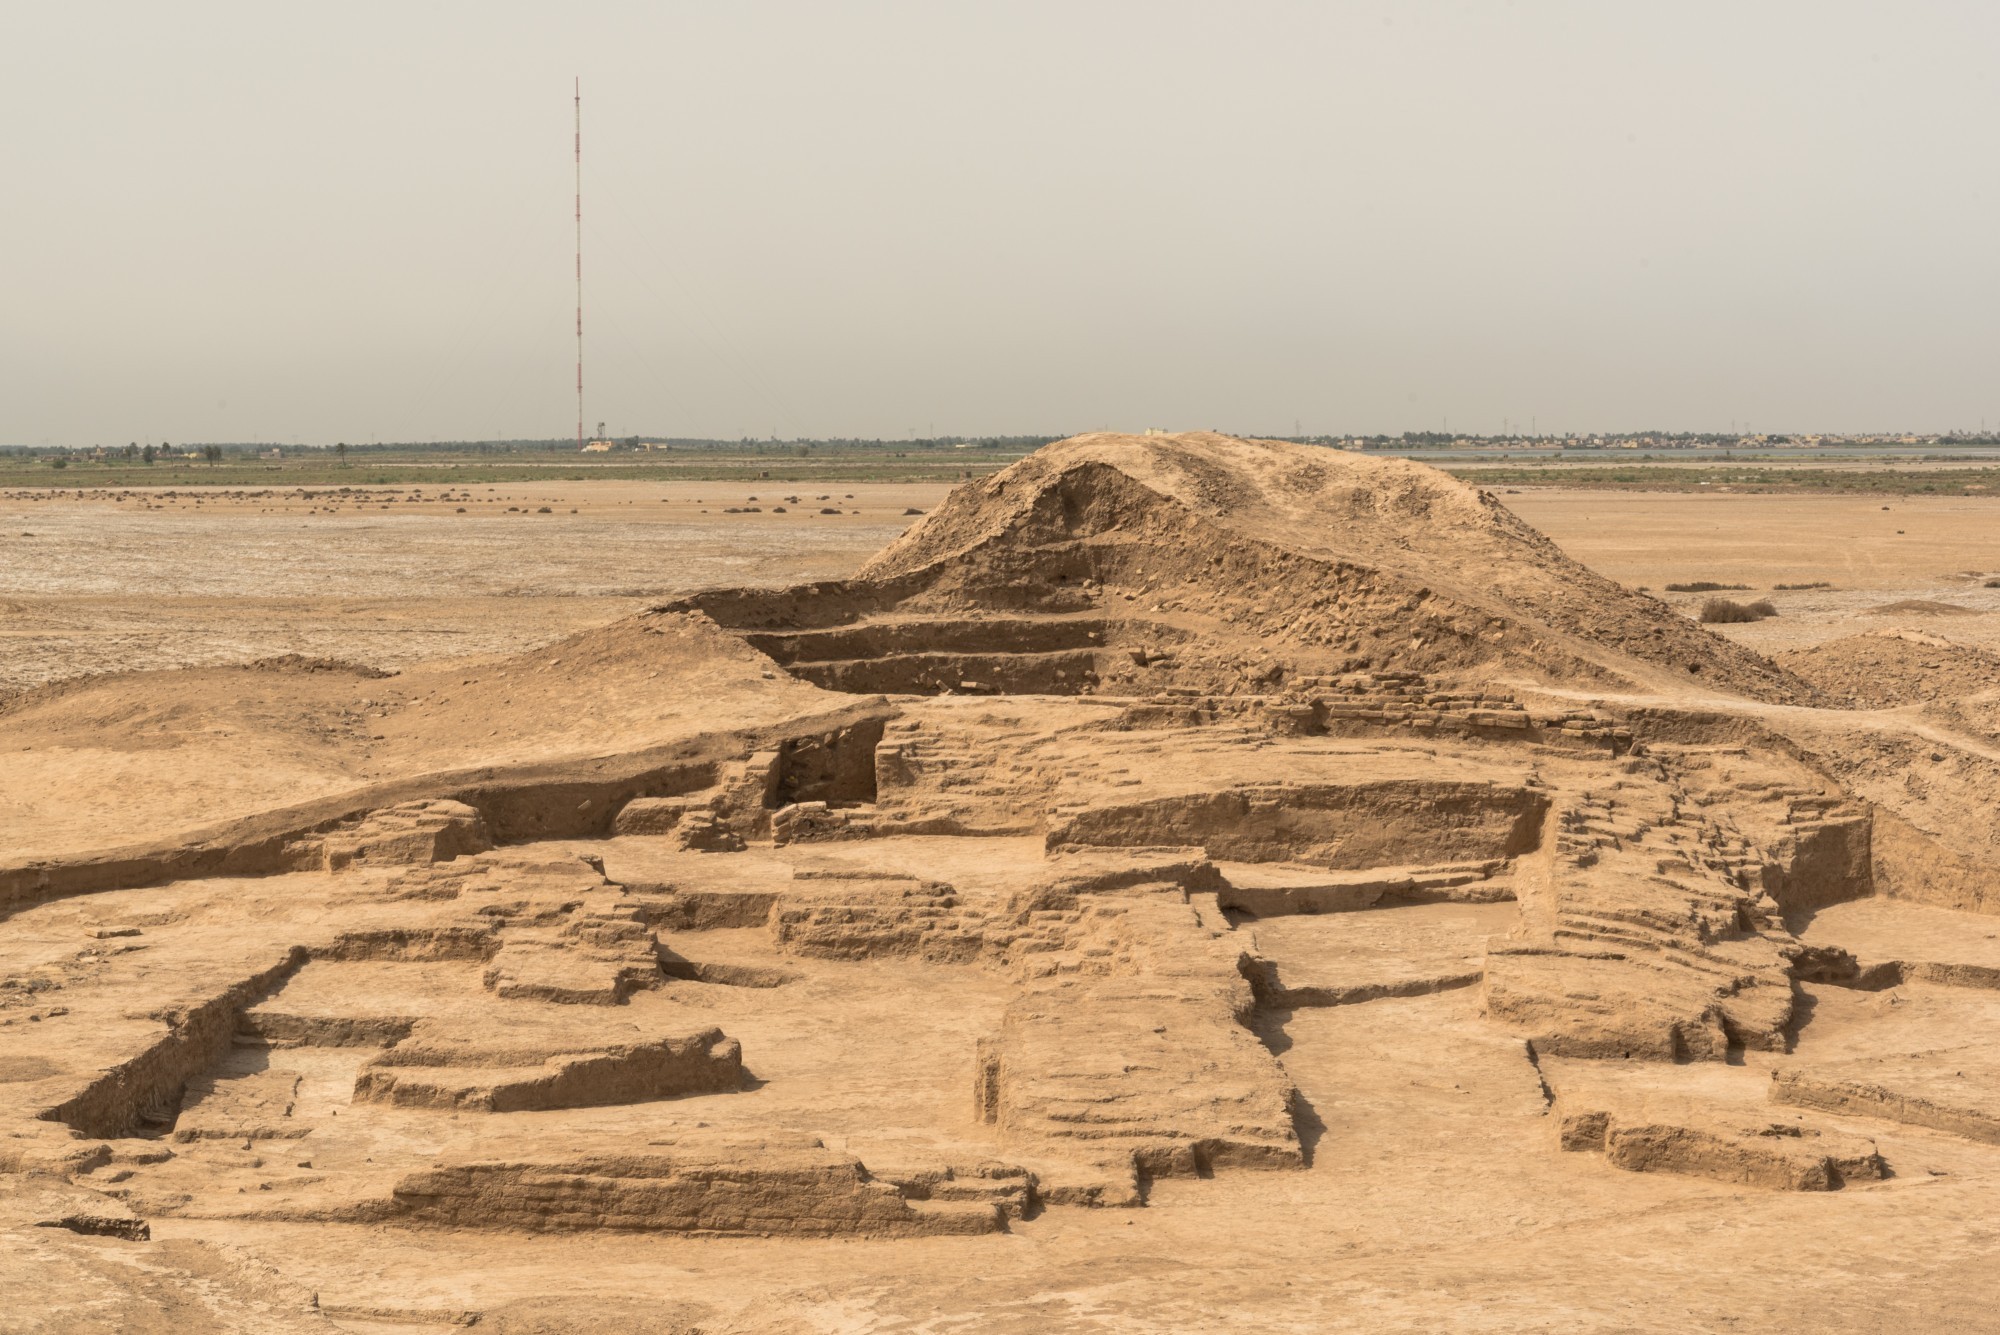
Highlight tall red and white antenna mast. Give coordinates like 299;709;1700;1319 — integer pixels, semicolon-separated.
574;77;583;451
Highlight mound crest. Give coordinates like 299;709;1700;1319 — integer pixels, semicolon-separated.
676;432;1811;702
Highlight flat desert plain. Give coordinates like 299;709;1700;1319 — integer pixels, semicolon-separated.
0;482;940;693
1506;489;2000;652
5;481;1996;692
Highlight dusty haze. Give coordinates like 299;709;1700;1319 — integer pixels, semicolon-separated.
4;1;1998;445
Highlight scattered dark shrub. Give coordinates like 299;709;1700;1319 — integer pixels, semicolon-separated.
1774;582;1832;590
1700;597;1777;623
1667;581;1751;593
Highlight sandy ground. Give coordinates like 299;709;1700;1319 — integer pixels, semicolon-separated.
153;988;2000;1335
1506;489;2000;654
8;442;2000;1334
6;483;1999;694
0;481;946;692
1502;488;2000;591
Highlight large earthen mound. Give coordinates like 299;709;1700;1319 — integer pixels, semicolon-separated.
9;431;2000;1332
679;433;1814;702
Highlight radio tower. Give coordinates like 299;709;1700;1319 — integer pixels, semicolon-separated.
574;77;583;451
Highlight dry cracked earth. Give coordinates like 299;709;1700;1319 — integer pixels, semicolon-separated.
5;433;2000;1333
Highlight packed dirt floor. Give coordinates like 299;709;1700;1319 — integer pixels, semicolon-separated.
4;435;2000;1333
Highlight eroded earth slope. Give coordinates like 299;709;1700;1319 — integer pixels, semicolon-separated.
6;434;2000;1333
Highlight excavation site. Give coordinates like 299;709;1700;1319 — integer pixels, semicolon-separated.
6;433;2000;1333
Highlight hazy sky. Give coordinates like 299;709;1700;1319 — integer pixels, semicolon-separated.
5;2;1998;446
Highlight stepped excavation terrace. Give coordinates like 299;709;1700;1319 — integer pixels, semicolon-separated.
6;434;2000;1332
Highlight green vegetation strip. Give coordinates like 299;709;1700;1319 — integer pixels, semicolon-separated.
8;452;2000;495
1444;465;2000;496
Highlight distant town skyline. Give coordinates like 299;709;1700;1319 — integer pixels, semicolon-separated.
5;2;1998;447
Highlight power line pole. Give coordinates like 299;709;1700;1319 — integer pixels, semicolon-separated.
575;77;584;452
